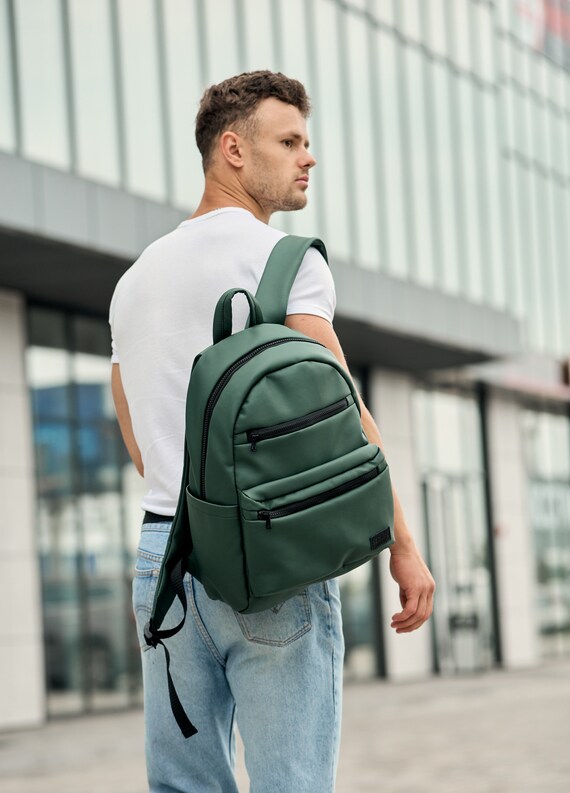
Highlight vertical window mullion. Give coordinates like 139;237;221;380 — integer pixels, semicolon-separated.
154;0;174;205
335;2;359;265
109;0;128;189
60;0;77;172
392;2;416;280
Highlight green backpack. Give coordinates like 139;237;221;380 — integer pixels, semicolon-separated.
144;235;395;737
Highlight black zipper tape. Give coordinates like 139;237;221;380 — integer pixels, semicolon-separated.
247;396;350;451
200;337;322;498
258;465;382;530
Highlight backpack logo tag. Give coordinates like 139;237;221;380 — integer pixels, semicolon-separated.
369;527;392;551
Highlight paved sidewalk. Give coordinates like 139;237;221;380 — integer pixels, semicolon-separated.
0;659;569;793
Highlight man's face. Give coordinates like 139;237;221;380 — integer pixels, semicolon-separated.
240;98;317;214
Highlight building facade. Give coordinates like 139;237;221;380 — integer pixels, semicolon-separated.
1;0;569;729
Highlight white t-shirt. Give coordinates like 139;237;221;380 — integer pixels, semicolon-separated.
109;207;336;515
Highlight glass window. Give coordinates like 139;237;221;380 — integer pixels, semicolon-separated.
522;409;570;659
554;182;570;352
472;3;495;83
203;0;240;85
516;166;544;350
68;0;119;185
313;0;351;262
163;0;204;209
535;173;560;355
277;0;319;238
117;0;166;200
414;388;496;674
422;0;447;58
457;78;484;302
375;31;408;278
449;0;472;73
430;61;460;293
369;0;395;27
396;0;421;42
0;0;15;150
479;90;507;310
27;307;142;715
504;158;526;321
344;12;380;270
15;0;70;168
242;0;275;71
404;47;434;286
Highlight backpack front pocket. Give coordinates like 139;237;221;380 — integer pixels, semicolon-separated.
239;445;394;598
186;491;248;611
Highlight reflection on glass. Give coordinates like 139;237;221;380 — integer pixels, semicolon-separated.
27;308;143;714
414;388;495;674
117;0;166;200
163;0;206;209
457;77;484;302
339;563;377;681
0;0;15;151
38;497;84;715
203;0;240;85
375;31;408;277
273;0;319;238
404;47;435;286
522;409;570;658
345;13;380;270
14;0;69;167
313;0;351;261
242;0;275;71
68;0;120;185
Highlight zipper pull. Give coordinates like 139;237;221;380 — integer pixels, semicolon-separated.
249;432;259;452
258;510;272;530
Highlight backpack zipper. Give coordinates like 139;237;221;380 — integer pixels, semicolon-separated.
200;337;322;498
247;397;350;452
258;465;382;530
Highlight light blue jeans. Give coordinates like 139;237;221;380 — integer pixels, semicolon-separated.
133;522;345;793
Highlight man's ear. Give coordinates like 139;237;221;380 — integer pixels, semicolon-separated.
219;130;244;169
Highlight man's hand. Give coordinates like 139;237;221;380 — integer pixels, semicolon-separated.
389;548;435;633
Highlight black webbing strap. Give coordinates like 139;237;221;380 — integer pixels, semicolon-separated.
143;560;198;738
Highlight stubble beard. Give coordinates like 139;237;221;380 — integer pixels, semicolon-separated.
249;160;308;214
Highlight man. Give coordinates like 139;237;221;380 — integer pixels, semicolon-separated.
110;71;435;793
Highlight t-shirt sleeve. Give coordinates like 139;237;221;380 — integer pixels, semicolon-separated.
108;296;120;363
110;331;120;364
285;246;336;323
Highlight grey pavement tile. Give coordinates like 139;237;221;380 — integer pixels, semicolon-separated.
0;660;569;793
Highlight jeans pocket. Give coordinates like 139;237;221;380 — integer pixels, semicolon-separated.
132;527;170;649
234;590;312;646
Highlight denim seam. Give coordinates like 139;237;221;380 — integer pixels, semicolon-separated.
189;577;226;668
133;568;160;578
135;549;163;563
327;583;339;793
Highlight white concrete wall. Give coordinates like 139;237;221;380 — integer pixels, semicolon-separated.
368;368;433;680
0;291;45;728
486;391;538;668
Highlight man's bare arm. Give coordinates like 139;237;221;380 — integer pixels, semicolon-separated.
285;313;435;633
111;363;144;477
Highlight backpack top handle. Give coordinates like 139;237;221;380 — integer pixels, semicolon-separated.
255;235;328;325
212;288;265;344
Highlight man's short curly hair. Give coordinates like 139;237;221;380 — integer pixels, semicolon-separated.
195;71;311;172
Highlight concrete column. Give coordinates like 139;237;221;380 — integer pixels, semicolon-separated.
486;391;538;667
0;291;45;728
368;368;433;680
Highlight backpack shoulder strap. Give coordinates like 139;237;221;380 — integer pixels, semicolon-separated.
255;235;328;325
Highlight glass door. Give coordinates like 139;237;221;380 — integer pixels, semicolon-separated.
414;387;498;675
422;472;495;674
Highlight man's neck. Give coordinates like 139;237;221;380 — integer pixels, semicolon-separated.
190;181;270;224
